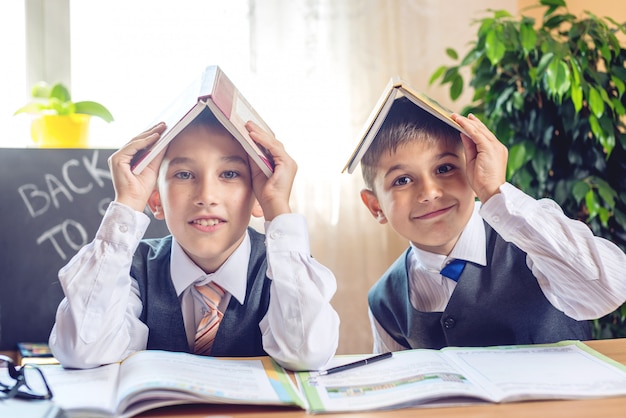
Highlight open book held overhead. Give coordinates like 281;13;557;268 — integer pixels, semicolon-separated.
343;77;467;174
131;65;275;176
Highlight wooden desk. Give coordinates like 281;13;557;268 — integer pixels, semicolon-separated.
0;350;17;361
137;338;626;418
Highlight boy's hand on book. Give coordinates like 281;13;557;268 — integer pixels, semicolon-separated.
451;113;508;203
246;121;295;221
109;122;167;212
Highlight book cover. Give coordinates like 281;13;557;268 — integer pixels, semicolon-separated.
343;76;467;174
16;342;59;366
131;65;274;177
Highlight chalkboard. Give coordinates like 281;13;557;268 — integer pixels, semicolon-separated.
0;148;169;350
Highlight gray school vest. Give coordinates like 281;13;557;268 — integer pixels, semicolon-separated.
368;223;591;349
131;227;271;357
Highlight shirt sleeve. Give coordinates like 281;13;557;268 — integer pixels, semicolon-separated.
259;213;340;371
369;309;409;354
48;202;151;369
479;182;626;320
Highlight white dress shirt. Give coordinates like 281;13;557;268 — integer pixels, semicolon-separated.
49;202;340;371
371;183;626;353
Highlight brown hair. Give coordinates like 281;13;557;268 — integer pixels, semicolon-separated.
361;97;461;191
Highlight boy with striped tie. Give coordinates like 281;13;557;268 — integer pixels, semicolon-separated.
49;110;339;371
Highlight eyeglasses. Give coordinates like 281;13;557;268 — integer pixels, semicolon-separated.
0;355;53;400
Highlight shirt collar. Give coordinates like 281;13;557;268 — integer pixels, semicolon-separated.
170;232;251;305
409;201;487;272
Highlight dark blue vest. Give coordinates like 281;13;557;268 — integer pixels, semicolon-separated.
131;227;272;357
368;223;591;349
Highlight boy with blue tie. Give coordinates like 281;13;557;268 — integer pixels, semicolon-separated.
353;97;626;353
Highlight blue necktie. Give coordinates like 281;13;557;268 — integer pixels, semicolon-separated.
440;259;467;282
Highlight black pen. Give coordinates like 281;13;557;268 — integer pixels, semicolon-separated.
316;352;393;376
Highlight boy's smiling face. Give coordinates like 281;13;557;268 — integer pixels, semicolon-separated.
149;122;262;273
361;137;475;255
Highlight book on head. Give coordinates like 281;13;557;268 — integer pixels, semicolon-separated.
342;76;467;174
131;65;275;176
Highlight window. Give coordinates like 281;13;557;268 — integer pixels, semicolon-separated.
4;1;254;149
71;0;252;148
3;0;352;181
1;2;27;147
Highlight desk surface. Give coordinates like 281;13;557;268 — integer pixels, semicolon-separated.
3;341;624;417
137;338;626;418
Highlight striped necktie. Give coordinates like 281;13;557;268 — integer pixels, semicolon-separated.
194;282;225;355
440;259;467;282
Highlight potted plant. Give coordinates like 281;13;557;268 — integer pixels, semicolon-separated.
430;0;626;337
14;81;114;148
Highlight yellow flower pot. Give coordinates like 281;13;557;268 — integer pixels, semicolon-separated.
30;114;92;148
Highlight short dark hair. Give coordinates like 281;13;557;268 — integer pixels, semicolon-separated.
174;107;236;145
188;107;225;130
361;97;461;191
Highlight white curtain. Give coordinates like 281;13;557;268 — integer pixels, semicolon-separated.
246;0;515;354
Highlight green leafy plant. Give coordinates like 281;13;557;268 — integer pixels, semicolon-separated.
430;0;626;338
14;81;114;122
